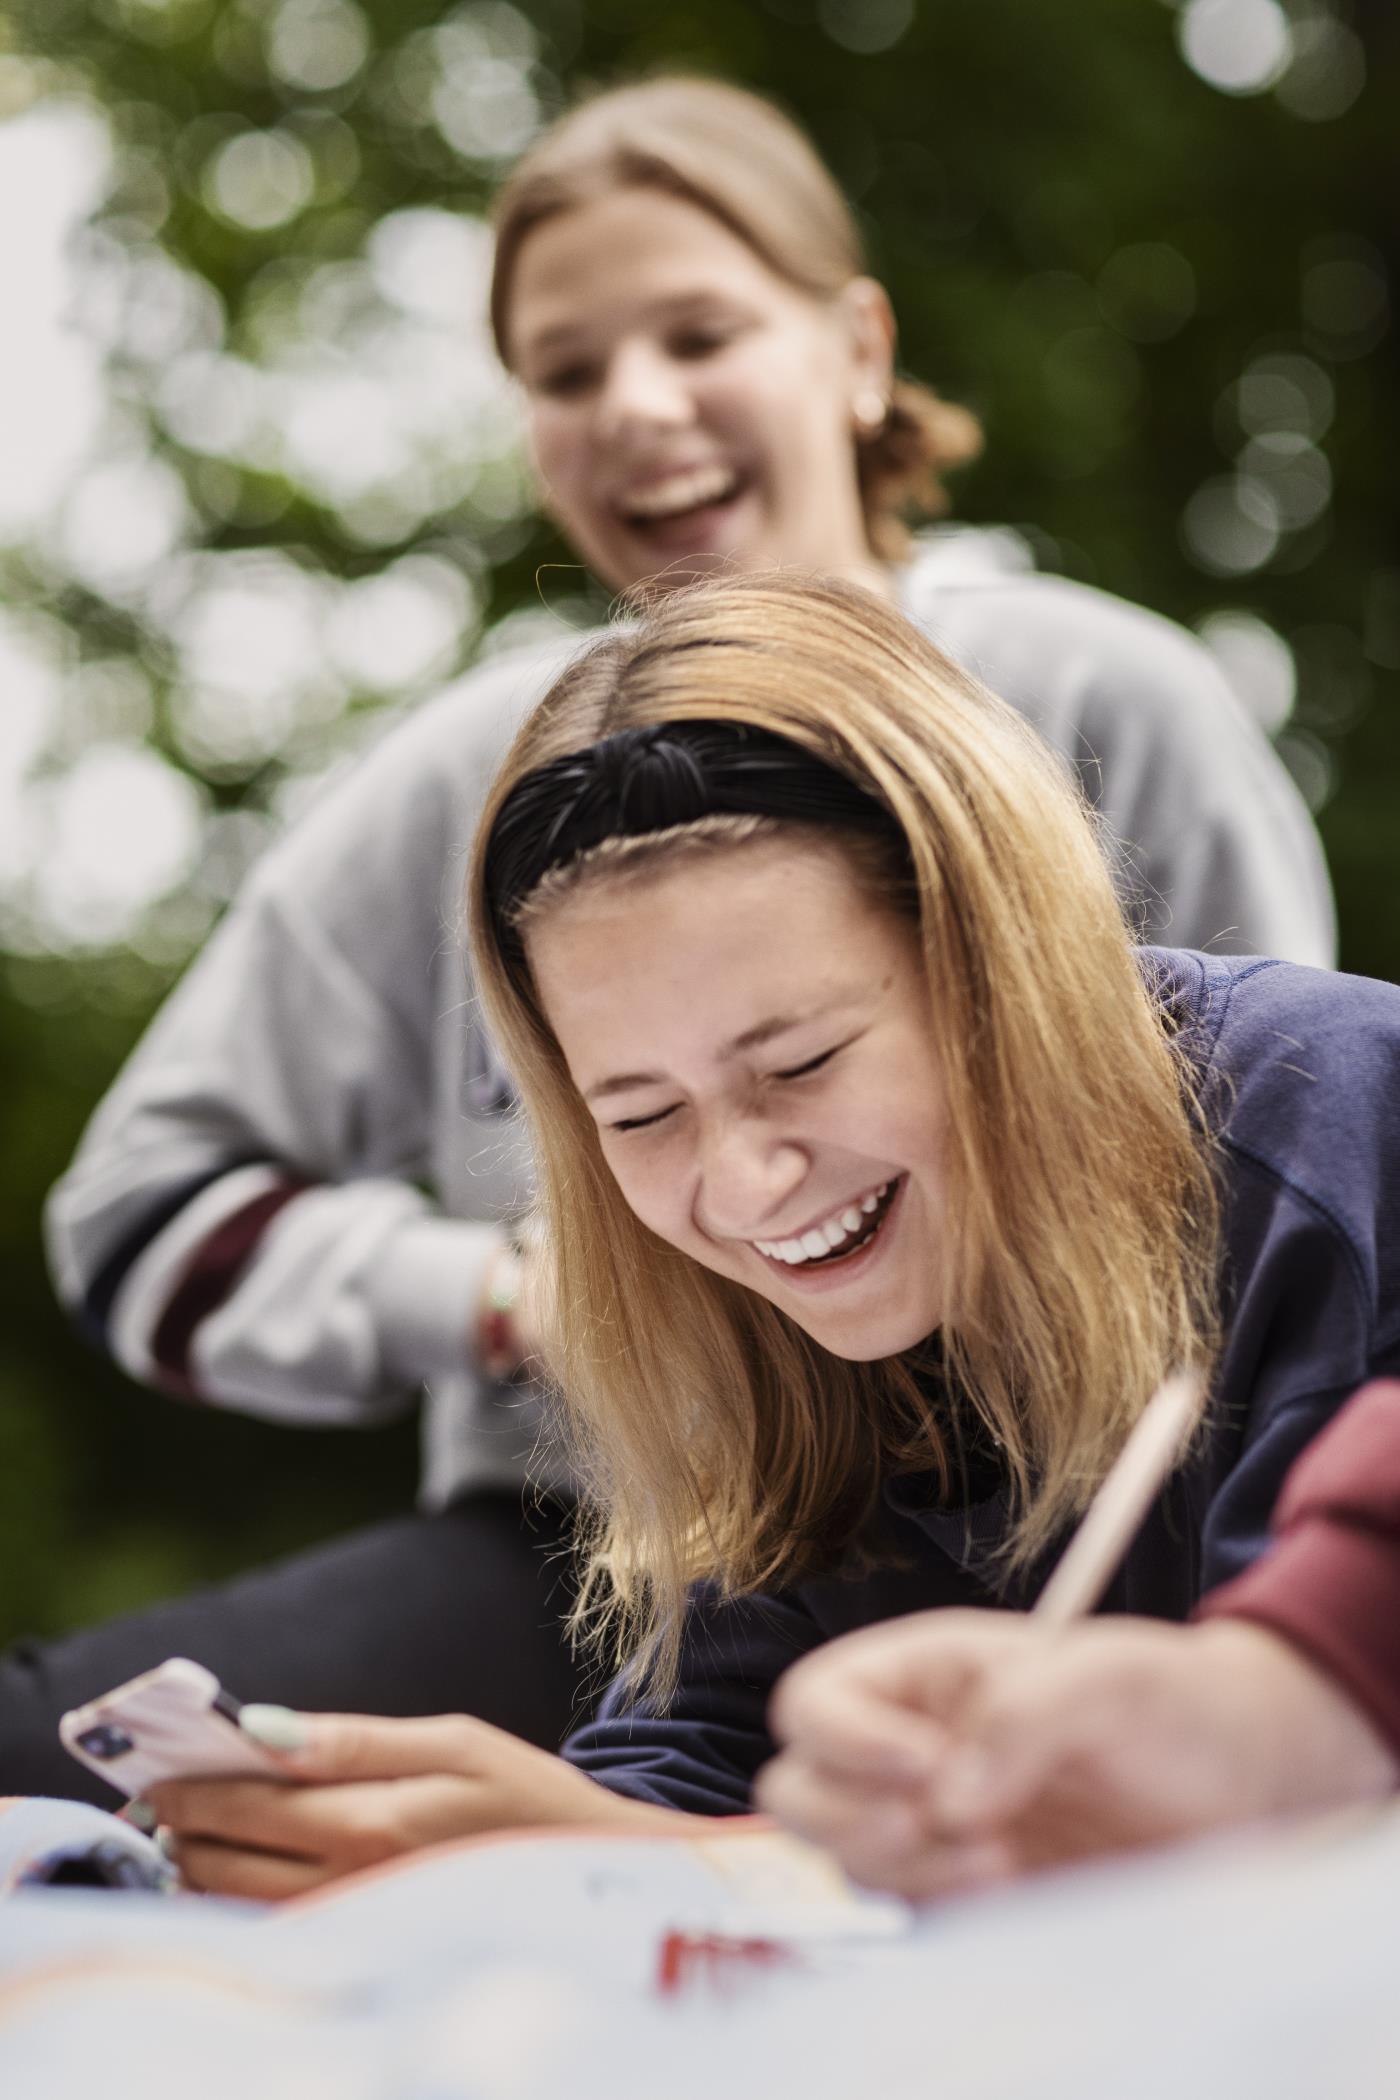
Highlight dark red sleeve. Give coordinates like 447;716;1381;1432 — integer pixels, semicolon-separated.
1195;1379;1400;1753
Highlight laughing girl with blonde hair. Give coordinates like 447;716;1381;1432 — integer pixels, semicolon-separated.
149;574;1398;1896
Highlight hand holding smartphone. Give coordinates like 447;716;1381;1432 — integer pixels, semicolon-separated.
59;1657;286;1798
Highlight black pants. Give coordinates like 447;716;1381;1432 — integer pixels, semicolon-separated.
0;1491;591;1805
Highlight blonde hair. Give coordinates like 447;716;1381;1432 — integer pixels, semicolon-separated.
490;75;983;561
469;574;1220;1694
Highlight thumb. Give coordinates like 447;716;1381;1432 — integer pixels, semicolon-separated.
239;1706;507;1782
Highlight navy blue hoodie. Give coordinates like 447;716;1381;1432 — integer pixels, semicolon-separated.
562;952;1400;1815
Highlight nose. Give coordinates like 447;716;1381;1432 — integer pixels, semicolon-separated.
695;1113;809;1243
595;339;695;442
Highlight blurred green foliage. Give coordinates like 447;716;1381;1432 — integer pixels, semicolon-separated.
1;0;1396;1643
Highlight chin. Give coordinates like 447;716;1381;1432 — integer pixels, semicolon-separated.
798;1314;935;1364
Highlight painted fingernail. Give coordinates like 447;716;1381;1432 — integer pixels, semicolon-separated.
120;1797;157;1834
238;1703;308;1751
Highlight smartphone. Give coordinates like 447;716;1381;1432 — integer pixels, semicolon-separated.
59;1657;285;1798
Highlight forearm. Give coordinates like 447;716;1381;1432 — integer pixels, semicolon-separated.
554;1785;717;1836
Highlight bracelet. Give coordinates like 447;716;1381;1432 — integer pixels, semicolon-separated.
479;1244;523;1381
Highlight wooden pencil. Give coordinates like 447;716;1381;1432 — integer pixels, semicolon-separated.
1033;1369;1205;1628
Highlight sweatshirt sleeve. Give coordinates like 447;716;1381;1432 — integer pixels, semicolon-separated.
1196;1380;1400;1755
42;664;541;1425
562;1587;827;1816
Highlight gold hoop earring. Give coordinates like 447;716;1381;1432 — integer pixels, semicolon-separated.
852;389;889;436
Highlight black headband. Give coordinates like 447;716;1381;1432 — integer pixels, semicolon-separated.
484;720;903;952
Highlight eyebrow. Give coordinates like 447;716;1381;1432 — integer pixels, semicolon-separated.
582;1001;852;1104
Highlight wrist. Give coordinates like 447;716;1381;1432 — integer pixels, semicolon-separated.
1195;1619;1400;1818
578;1784;717;1836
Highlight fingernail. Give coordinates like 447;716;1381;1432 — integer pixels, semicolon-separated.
155;1826;178;1862
238;1703;307;1751
120;1798;157;1834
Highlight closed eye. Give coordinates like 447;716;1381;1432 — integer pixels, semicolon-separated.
607;1035;854;1129
535;361;596;398
668;324;740;360
772;1042;848;1082
608;1104;680;1133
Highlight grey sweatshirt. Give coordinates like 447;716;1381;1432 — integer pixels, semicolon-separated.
46;536;1335;1503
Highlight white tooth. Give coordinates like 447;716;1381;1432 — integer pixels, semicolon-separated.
861;1194;878;1214
801;1230;829;1258
822;1219;847;1248
779;1238;806;1264
754;1241;775;1258
840;1207;862;1232
625;466;734;519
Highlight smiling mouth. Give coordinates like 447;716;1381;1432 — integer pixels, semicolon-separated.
619;464;743;530
753;1178;903;1270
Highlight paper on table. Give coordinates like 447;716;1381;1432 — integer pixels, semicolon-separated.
4;1804;1400;2099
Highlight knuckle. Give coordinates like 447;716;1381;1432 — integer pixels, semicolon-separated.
443;1713;492;1758
341;1800;403;1863
321;1718;371;1773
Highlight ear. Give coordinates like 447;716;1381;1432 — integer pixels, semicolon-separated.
839;277;897;397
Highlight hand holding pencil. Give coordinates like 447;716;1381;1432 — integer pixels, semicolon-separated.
757;1372;1395;1899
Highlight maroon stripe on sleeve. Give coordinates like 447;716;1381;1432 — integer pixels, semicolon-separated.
151;1180;308;1397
